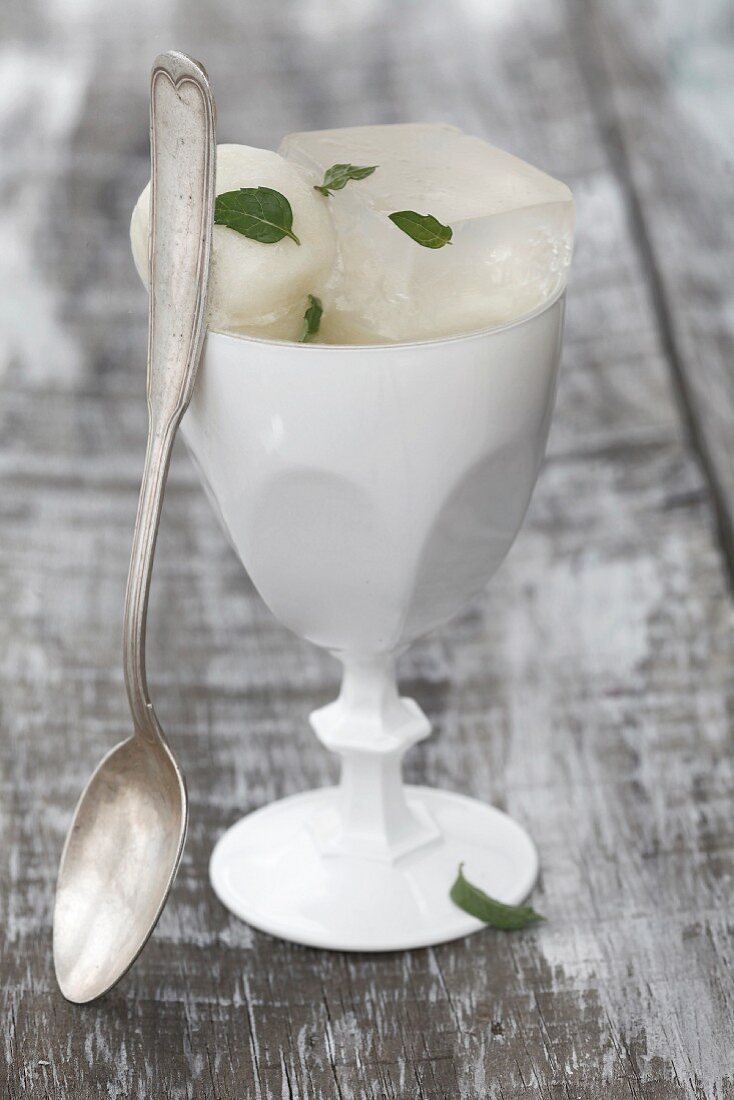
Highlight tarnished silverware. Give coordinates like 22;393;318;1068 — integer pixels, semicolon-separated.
53;51;216;1004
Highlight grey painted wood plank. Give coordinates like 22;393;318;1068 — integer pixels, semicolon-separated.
567;0;734;572
1;0;734;1097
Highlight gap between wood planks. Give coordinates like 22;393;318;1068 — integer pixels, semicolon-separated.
565;0;734;592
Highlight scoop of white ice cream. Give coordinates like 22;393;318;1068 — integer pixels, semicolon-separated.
130;143;336;340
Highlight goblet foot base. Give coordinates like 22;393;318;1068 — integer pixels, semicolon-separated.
209;785;538;951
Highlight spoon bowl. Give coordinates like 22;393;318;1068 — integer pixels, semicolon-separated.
53;737;186;1003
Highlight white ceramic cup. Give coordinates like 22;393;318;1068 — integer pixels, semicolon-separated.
182;290;565;951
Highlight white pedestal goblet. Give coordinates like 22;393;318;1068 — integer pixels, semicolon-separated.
181;292;565;951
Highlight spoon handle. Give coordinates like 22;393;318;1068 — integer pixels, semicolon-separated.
123;52;216;741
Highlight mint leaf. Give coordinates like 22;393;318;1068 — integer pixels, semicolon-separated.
314;163;377;196
214;187;300;245
450;864;544;930
301;294;323;342
388;210;452;248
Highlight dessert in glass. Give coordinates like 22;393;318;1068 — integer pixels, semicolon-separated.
131;123;573;950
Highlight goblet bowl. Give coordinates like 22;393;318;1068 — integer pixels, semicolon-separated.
181;291;564;950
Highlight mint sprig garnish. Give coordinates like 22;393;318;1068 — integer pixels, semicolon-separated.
314;163;377;197
450;864;544;930
214;187;300;245
388;210;452;248
300;294;323;342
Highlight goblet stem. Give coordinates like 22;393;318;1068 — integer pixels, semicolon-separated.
309;653;441;861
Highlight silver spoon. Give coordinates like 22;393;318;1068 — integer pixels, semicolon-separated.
53;51;216;1004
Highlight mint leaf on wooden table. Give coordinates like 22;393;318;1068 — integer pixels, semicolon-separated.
301;294;323;342
450;863;545;930
214;187;301;244
388;210;453;248
314;163;377;196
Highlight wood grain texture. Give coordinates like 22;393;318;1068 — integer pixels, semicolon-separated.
1;0;733;1096
568;0;734;576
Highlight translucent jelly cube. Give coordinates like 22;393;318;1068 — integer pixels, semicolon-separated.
279;123;574;344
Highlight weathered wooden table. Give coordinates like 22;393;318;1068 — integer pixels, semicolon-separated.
2;0;733;1095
